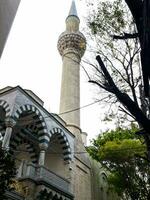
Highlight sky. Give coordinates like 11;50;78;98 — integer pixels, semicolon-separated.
0;0;113;143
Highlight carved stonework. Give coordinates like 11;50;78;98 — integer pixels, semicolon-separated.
57;32;86;58
5;117;16;128
10;180;28;197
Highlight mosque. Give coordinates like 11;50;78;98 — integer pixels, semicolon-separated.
0;1;117;199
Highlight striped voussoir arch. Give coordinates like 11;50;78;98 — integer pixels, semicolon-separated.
0;100;11;117
13;104;49;145
50;127;71;161
10;131;38;163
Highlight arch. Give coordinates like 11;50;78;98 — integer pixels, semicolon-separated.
38;190;67;200
0;99;11;117
13;104;49;145
50;128;71;161
100;172;107;178
99;172;108;187
53;194;59;199
10;131;38;164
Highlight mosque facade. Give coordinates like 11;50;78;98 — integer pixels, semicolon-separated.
0;1;117;200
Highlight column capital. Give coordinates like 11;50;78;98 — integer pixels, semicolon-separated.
5;117;16;128
39;143;48;151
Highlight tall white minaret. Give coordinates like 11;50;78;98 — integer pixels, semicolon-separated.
57;0;86;135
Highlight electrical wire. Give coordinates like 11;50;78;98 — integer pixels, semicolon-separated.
58;98;102;116
0;98;103;124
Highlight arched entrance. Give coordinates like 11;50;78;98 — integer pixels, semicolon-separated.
45;128;71;178
11;104;49;173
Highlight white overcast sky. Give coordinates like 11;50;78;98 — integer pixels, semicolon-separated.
0;0;114;143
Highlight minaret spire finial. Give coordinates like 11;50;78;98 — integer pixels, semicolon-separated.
68;0;78;17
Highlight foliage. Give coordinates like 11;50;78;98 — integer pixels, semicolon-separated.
0;148;16;200
87;0;130;37
84;0;150;154
84;0;145;128
84;1;150;197
87;126;150;199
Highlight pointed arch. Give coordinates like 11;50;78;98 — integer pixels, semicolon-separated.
99;172;108;186
0;99;11;117
13;104;49;145
10;132;38;164
50;128;71;161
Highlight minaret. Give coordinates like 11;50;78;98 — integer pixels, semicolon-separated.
57;0;86;135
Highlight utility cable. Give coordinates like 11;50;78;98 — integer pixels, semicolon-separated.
0;98;104;124
58;98;102;116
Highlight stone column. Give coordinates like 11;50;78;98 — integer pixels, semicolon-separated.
2;118;16;149
39;150;46;165
38;143;48;166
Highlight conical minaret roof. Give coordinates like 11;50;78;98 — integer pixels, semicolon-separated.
68;0;78;17
58;0;86;58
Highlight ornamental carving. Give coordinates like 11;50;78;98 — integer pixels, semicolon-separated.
57;32;86;57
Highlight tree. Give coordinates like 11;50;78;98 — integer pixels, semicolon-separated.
84;0;150;158
87;125;150;199
0;147;16;200
124;0;150;97
87;0;150;96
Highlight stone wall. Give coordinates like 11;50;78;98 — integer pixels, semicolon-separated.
73;157;92;200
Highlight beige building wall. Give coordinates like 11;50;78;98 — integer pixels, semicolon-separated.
73;158;92;200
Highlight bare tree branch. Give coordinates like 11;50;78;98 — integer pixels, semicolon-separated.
112;32;139;40
95;55;150;133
